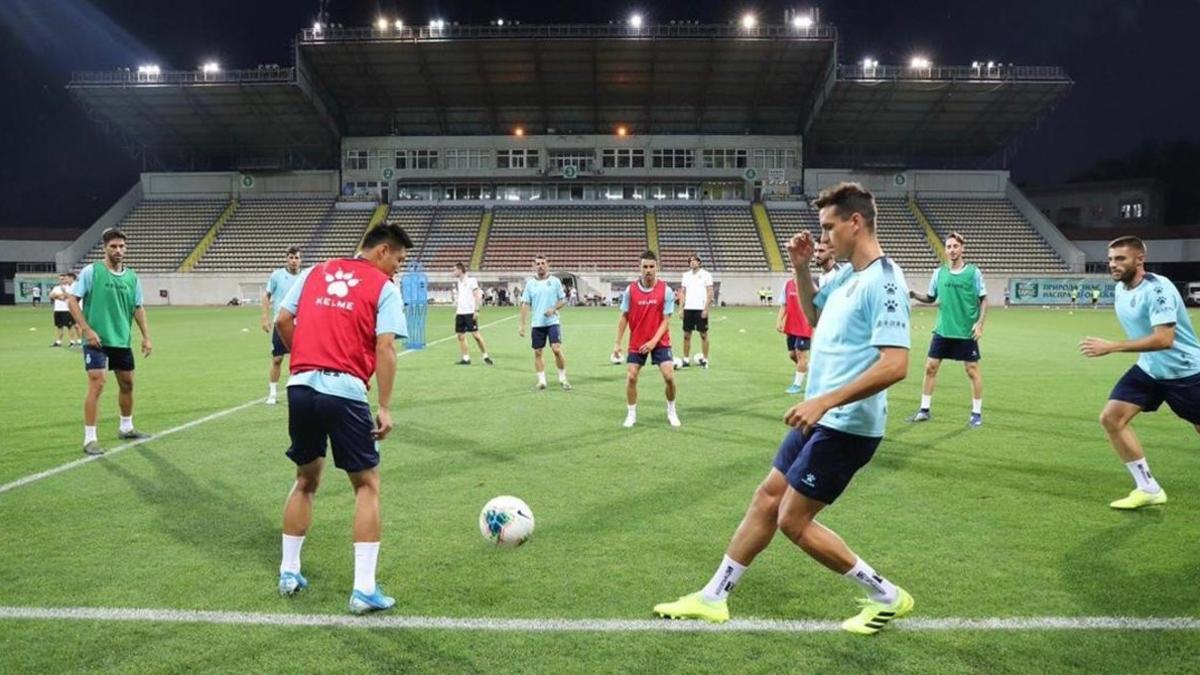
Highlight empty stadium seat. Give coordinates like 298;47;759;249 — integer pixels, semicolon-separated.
768;199;940;275
388;205;482;272
920;199;1068;273
76;200;228;272
656;206;769;271
482;206;646;272
192;199;336;272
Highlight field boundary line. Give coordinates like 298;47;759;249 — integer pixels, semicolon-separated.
0;314;517;497
0;606;1196;633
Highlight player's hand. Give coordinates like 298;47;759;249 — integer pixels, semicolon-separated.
544;308;556;318
1079;337;1114;358
701;308;708;319
260;317;270;333
972;321;984;340
518;326;525;337
85;329;101;348
786;231;815;268
784;395;831;434
776;321;786;334
141;338;153;358
373;409;393;440
473;311;479;320
638;341;655;355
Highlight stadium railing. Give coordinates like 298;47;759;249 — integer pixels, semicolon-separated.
300;23;836;43
69;69;294;86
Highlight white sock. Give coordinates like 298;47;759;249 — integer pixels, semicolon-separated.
701;555;747;602
557;368;567;383
920;395;932;411
666;400;677;414
793;371;805;386
353;541;380;594
537;371;547;385
280;534;305;574
84;425;98;444
119;416;134;433
971;398;983;415
482;352;489;359
844;557;898;604
1126;459;1162;494
268;382;278;397
461;354;470;362
627;404;637;415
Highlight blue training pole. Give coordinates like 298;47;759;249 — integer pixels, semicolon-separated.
400;262;429;349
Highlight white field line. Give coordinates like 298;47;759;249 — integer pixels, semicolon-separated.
0;606;1196;633
0;314;518;496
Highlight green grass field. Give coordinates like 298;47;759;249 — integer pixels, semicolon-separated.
1;303;1198;674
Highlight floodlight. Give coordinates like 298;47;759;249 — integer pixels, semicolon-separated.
201;62;220;74
617;125;628;137
793;15;813;29
497;19;505;27
514;126;525;137
630;13;644;28
741;13;757;29
910;56;931;69
376;17;388;31
312;22;323;34
394;20;403;30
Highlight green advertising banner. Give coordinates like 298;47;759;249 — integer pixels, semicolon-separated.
14;274;60;305
1007;277;1116;306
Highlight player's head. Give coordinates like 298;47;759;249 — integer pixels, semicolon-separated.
101;228;127;264
640;250;658;286
688;254;701;271
57;273;67;284
814;240;835;268
361;224;413;276
945;233;965;263
1107;236;1146;285
533;255;549;278
453;262;466;279
285;247;301;272
812;182;876;259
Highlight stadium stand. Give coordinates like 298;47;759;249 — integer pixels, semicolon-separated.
390;206;483;271
193;199;332;272
302;207;374;262
76;200;228;272
768;199;940;274
656;206;769;271
482;205;646;271
920;198;1068;272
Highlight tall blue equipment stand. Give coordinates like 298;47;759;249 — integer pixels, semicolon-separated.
400;262;428;349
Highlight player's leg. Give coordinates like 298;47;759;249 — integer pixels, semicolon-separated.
550;329;569;389
267;355;284;403
533;345;547;389
472;330;492;364
658;355;680;427
82;365;106;454
699;330;710;364
682;329;693;362
964;360;983;427
113;367;143;438
909;356;942;421
280;456;324;594
53;317;64;346
1100;400;1166;508
624;362;641;426
456;331;470;364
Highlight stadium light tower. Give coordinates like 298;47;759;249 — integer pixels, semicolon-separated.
629;13;644;29
741;13;757;30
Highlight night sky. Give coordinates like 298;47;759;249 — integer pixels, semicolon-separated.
2;0;1197;232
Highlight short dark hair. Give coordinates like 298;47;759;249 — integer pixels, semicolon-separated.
946;232;965;246
454;262;466;272
688;254;701;265
534;255;547;262
286;247;300;256
812;182;876;231
101;228;126;243
67;272;77;279
362;223;413;251
1108;235;1145;253
641;250;658;262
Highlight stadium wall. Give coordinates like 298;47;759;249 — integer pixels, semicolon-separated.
55;182;142;273
141;171;339;200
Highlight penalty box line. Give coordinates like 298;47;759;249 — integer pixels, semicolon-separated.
0;314;518;497
0;606;1197;633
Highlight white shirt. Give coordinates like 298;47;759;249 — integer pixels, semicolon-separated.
455;276;480;314
51;284;72;311
680;269;714;310
817;263;843;290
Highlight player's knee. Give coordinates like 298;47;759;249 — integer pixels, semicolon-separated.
626;371;639;385
924;360;940;377
776;509;812;541
751;485;782;515
1098;408;1127;432
295;474;320;494
116;378;133;394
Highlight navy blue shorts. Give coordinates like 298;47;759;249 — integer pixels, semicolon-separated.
928;334;980;362
772;425;881;504
271;328;289;357
627;347;673;367
786;335;811;352
285;385;380;473
1110;366;1200;425
531;325;562;350
83;345;135;372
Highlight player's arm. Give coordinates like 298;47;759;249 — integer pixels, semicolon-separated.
67;295;99;348
910;290;936;304
614;313;628;357
473;287;483;317
703;283;713;318
373;333;396;440
776;303;787;333
261;291;273;332
785;347;909;432
276;308;297;349
518;302;529;336
133;305;152;357
973;296;988;340
1081;325;1176;357
641;313;671;354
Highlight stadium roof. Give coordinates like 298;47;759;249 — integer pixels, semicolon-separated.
67;23;1072;169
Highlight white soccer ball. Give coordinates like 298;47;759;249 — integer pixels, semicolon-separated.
671;357;684;369
479;495;535;548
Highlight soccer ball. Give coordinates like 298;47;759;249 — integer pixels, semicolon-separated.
671;357;684;369
479;496;535;548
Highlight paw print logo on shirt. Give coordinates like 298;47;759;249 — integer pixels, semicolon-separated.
884;298;899;312
325;269;360;298
884;282;898;295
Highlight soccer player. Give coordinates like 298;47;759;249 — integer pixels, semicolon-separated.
777;264;814;395
273;223;411;613
1091;286;1101;309
49;273;80;347
262;247;303;405
653;182;914;635
612;251;680;428
67;228;152;456
907;233;987;427
815;240;842;289
452;262;493;366
518;256;570;390
1079;236;1200;510
30;283;41;307
679;255;713;368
